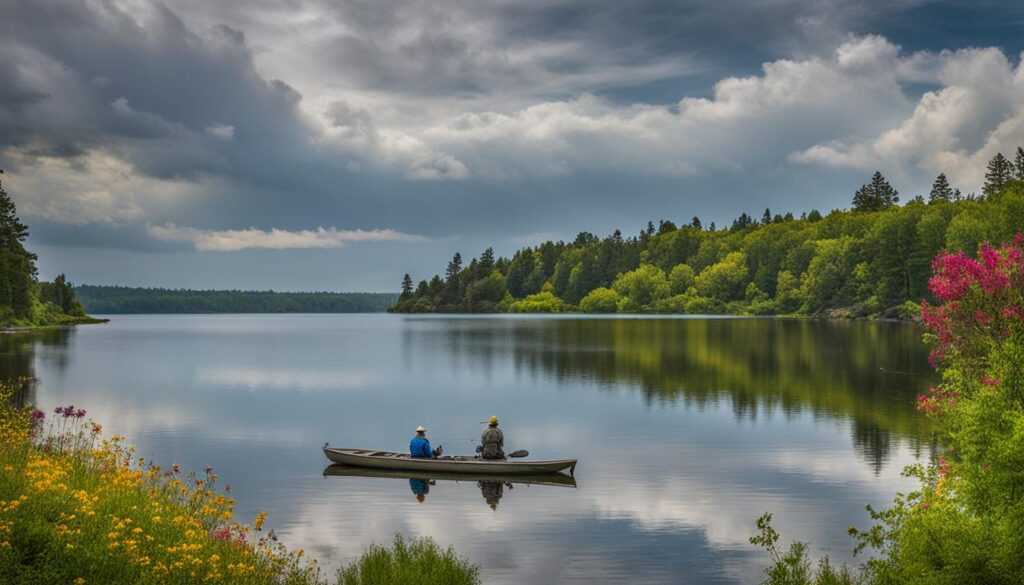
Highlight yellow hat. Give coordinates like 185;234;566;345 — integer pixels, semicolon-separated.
488;416;499;424
416;425;426;433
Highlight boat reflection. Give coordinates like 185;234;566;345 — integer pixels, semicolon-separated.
323;464;576;509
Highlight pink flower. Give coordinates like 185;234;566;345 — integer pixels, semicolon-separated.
981;376;1001;387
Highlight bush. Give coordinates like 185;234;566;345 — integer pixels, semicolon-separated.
611;264;670;310
507;292;566;313
895;300;920;321
750;514;860;585
579;287;619;313
684;295;719;314
337;535;479;585
651;294;689;314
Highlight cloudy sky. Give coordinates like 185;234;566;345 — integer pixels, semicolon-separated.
2;0;1023;291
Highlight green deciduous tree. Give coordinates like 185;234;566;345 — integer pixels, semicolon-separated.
694;252;748;301
668;264;695;295
579;287;620;313
611;264;670;311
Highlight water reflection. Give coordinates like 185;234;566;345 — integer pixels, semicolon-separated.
404;317;936;471
7;315;937;585
323;464;577;509
0;327;74;407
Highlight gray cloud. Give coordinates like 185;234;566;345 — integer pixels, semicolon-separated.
2;0;1023;290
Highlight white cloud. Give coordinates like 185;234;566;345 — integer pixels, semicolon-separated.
791;47;1024;190
148;223;427;251
414;36;914;181
205;123;235;140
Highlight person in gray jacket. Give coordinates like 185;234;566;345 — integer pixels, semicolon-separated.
479;415;505;460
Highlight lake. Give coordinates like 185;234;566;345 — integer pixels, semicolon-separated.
2;314;936;584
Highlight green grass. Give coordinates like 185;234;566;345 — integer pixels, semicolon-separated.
337;535;480;585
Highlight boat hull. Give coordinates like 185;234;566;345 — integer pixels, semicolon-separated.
323;447;577;476
323;464;577;487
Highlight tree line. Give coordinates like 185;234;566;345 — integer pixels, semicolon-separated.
75;286;398;314
391;147;1024;318
0;171;90;327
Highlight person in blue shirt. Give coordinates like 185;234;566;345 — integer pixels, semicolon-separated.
409;425;438;458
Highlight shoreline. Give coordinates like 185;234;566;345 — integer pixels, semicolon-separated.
0;317;109;334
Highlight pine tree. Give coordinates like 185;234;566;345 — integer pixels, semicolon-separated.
928;173;954;202
762;208;772;225
691;217;702;230
852;171;899;211
983;152;1011;198
708;222;716;231
479;247;495;274
400;274;413;298
445;252;462;282
807;209;822;222
0;172;37;321
1014;147;1024;182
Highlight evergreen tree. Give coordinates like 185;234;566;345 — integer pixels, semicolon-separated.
479;247;495;274
0;172;37;321
983;152;1012;198
852;171;899;212
657;220;676;235
929;173;954;202
807;209;822;222
445;252;462;282
730;213;754;231
762;208;772;225
1015;146;1024;182
691;217;702;230
400;274;413;298
708;222;716;231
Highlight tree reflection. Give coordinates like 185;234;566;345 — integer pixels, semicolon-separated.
0;328;74;407
413;317;936;470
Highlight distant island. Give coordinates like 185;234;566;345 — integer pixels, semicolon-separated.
75;286;398;314
392;148;1024;319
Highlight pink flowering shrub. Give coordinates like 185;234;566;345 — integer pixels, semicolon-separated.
849;234;1024;584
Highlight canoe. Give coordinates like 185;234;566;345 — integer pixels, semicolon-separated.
323;446;577;476
323;464;577;487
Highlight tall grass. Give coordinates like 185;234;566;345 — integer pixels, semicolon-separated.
337;535;480;585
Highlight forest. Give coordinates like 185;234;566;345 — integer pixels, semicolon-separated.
0;172;93;328
392;148;1024;319
75;286;398;314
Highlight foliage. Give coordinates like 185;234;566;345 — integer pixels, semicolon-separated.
76;286;398;314
753;234;1024;584
579;287;620;313
0;175;93;328
507;291;566;313
0;382;321;584
750;514;859;585
852;172;899;212
611;264;670;311
336;535;479;585
393;150;1024;317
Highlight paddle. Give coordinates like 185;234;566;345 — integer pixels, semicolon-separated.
508;450;529;458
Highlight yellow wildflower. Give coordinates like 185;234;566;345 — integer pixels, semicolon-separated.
254;511;267;531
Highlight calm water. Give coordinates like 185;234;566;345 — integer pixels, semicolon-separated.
3;315;936;584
